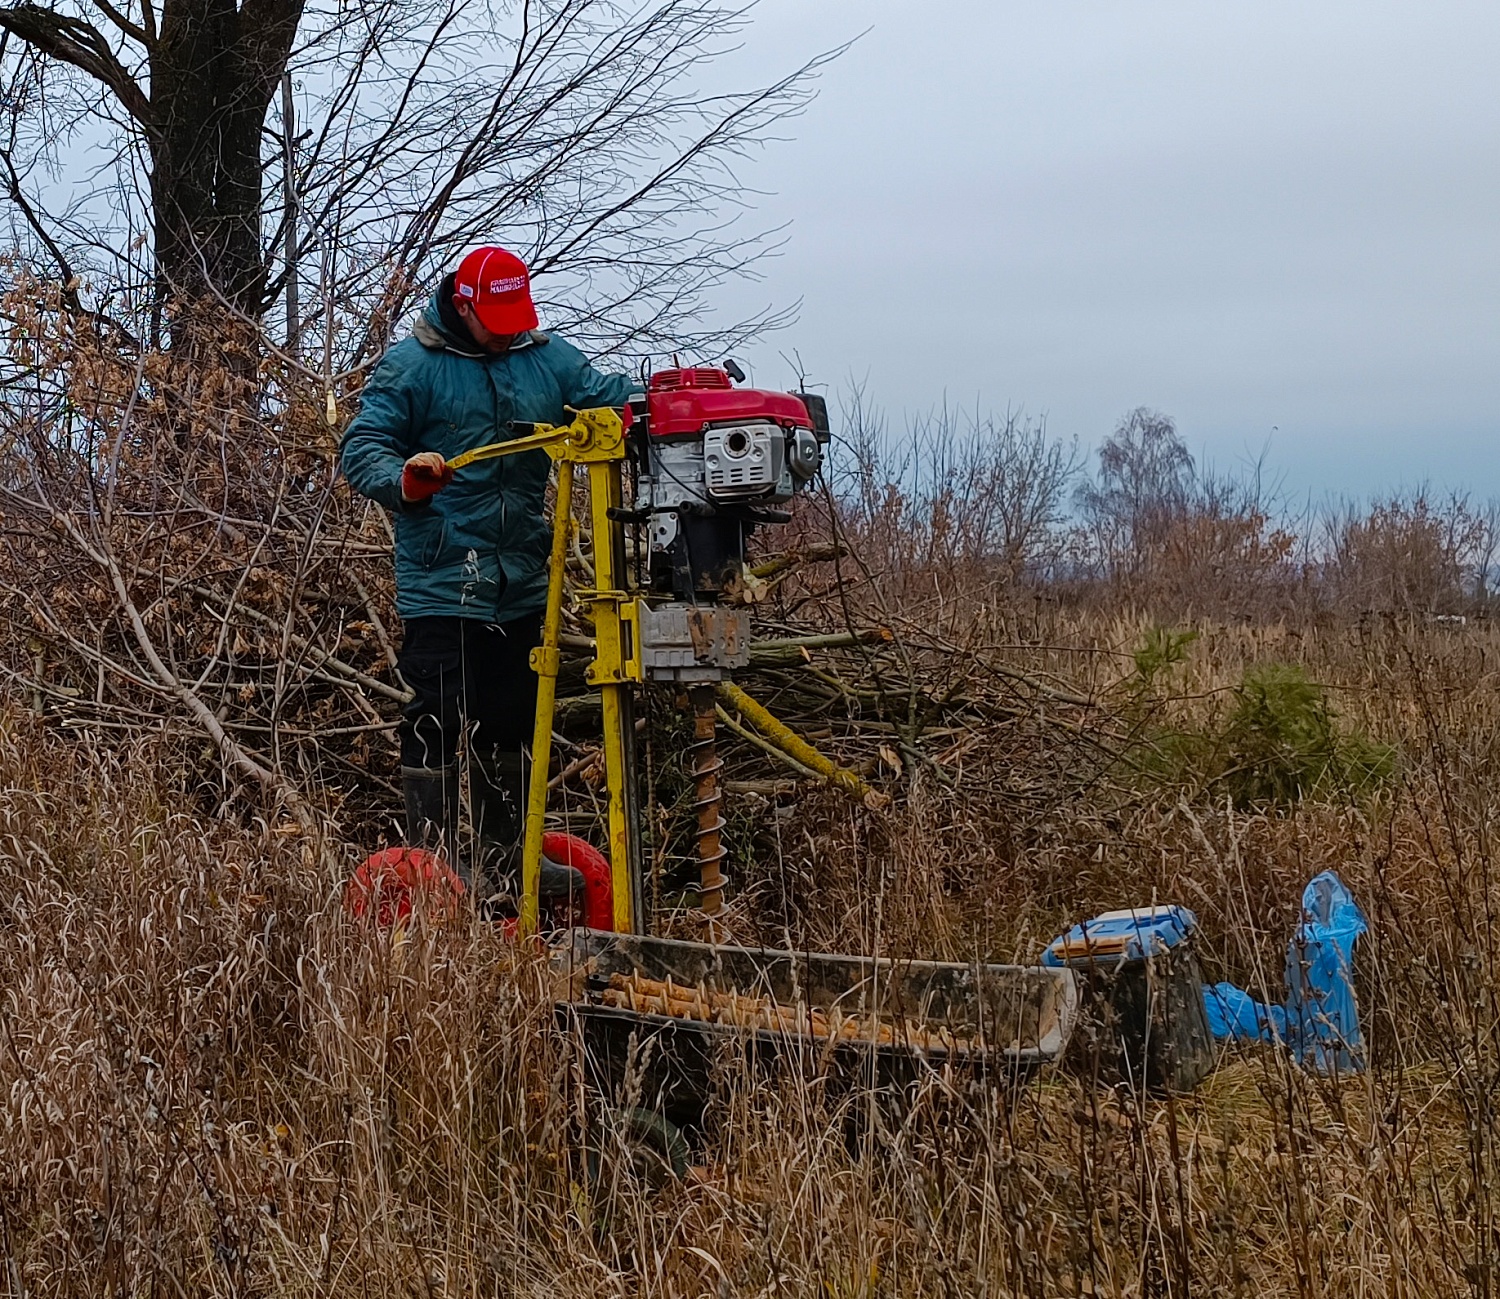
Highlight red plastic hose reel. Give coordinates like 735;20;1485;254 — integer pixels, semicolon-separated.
540;831;615;929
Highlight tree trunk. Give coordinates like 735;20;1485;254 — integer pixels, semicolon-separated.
146;0;301;349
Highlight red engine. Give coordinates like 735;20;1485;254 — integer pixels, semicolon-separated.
633;366;827;599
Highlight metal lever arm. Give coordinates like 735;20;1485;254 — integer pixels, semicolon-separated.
444;421;573;471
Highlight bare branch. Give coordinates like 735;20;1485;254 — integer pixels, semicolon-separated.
0;3;152;125
85;0;147;47
0;141;80;304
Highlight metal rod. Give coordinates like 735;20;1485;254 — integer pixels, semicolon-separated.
519;458;574;936
715;679;886;808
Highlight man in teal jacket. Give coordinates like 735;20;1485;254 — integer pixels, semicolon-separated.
340;246;635;901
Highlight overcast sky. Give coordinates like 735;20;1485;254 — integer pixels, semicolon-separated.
706;0;1500;501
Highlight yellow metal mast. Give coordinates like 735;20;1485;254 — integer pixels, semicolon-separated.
450;409;639;937
581;446;638;934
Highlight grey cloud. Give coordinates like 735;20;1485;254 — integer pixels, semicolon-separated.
705;0;1500;498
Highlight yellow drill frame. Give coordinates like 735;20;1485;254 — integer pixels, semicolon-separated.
449;409;640;935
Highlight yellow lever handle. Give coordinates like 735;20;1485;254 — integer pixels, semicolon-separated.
444;421;570;471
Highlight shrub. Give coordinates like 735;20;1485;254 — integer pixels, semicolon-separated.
1131;624;1199;691
1118;631;1397;809
1215;663;1396;807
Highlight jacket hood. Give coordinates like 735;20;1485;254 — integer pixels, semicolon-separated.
415;275;484;355
413;309;480;355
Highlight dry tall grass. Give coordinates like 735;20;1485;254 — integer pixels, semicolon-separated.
7;296;1500;1294
6;607;1500;1295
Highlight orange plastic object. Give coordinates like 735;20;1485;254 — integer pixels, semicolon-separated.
345;847;466;927
542;831;615;931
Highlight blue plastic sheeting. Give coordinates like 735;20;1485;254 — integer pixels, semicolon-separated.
1204;982;1287;1041
1203;870;1368;1074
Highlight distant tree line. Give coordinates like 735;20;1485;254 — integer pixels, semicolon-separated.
825;397;1500;619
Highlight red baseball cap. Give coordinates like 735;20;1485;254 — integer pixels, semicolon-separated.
452;246;538;334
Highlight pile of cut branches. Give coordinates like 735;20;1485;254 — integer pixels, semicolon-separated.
1;284;400;838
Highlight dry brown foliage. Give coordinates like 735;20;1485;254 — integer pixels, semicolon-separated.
7;292;1500;1294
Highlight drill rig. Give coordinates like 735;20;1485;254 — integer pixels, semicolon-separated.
619;365;828;925
347;370;1080;1169
462;364;829;935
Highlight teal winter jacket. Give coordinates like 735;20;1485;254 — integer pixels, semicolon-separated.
339;289;635;623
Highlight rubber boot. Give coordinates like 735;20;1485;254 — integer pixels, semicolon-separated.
402;765;465;888
472;749;583;902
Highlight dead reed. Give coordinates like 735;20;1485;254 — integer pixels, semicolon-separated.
7;292;1500;1294
7;598;1500;1296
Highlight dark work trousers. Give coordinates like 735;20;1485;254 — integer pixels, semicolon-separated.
397;614;543;770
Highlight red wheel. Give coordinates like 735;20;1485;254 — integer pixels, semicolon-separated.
344;847;466;927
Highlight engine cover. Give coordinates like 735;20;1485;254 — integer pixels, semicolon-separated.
646;367;813;441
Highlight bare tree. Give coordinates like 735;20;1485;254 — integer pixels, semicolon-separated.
2;0;303;335
1472;498;1500;602
0;4;841;837
0;0;837;359
825;393;1077;598
1323;491;1488;615
1076;406;1195;575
